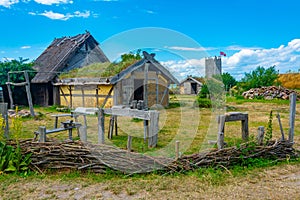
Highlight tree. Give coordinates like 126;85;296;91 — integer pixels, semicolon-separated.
221;72;237;91
241;66;278;90
0;58;35;85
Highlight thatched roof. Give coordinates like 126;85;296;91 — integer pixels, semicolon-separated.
31;31;109;83
110;51;179;85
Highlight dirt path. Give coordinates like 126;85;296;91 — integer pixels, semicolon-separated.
1;162;299;200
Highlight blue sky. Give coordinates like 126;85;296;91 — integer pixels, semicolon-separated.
1;0;300;80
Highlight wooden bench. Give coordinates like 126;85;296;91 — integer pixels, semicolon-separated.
34;120;81;142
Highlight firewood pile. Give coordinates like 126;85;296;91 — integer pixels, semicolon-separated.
242;86;299;100
9;139;299;174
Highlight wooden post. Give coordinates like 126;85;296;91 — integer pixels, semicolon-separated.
54;116;58;128
6;74;14;109
68;129;73;140
127;135;132;152
38;126;46;143
218;115;226;133
68;86;73;109
24;71;35;117
175;140;180;160
143;62;149;109
0;103;9;139
217;132;224;150
257;126;265;145
108;116;114;139
148;110;159;148
97;108;105;144
241;114;249;140
81;87;85;107
114;116;118;136
96;88;99;107
276;112;285;141
288;93;296;143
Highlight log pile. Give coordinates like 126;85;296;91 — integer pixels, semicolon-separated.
9;139;299;174
242;86;299;100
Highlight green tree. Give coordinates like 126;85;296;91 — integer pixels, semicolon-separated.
221;72;237;91
241;66;278;90
0;58;35;85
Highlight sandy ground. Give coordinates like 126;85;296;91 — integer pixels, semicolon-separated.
1;162;299;200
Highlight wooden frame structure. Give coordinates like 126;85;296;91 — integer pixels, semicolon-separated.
6;71;35;116
217;112;249;149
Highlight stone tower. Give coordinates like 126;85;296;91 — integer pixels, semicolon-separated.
205;56;222;78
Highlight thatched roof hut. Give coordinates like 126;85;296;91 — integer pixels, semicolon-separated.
31;31;109;106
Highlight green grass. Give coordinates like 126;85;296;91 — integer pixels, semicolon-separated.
226;96;290;105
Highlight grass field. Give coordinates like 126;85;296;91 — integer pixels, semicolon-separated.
1;95;299;199
13;94;300;154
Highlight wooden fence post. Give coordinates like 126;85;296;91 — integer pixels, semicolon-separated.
127;135;132;152
0;103;9;139
38;126;46;143
217;132;224;150
148;110;159;148
276;113;285;141
288;93;296;143
257;126;265;145
97;108;105;144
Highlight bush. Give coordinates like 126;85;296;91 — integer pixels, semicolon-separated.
195;98;212;108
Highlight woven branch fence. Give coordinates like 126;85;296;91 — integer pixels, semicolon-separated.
8;139;299;174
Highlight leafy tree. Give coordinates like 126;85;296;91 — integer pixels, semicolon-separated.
221;72;237;91
241;66;278;90
0;58;35;85
0;58;35;105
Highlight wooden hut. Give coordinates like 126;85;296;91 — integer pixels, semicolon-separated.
111;51;179;108
31;31;109;106
55;51;179;108
179;76;203;95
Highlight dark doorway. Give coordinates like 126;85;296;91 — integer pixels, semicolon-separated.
134;79;144;101
191;83;197;94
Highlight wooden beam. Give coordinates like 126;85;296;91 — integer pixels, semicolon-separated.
100;86;114;108
6;75;14;109
59;87;70;108
24;71;35;117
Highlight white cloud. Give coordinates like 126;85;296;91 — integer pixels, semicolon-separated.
29;10;90;20
161;58;205;81
165;46;216;52
0;0;19;8
21;46;31;49
222;39;300;79
34;0;73;5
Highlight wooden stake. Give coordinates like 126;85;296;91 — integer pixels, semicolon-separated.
276;112;285;141
24;71;35;117
257;126;265;145
38;126;46;143
97;108;105;144
127;135;132;152
288;93;296;143
217;132;224;150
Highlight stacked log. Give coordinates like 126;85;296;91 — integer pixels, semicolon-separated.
242;86;299;100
